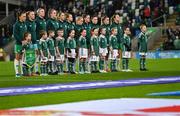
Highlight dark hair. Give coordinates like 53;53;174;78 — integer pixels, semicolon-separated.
101;15;109;24
99;27;106;34
48;30;55;35
68;29;75;36
40;30;47;38
23;32;31;41
57;28;64;31
48;8;56;18
140;24;146;29
80;28;86;33
16;10;26;20
26;11;34;16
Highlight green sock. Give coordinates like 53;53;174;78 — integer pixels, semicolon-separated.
114;60;117;70
57;64;61;73
99;59;104;70
22;65;28;75
94;62;97;71
122;58;126;70
79;61;83;72
68;62;71;73
83;61;86;72
126;59;129;69
140;58;143;69
110;60;113;71
143;58;146;69
60;64;63;73
40;64;44;74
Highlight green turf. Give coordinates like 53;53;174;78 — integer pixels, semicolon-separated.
0;58;179;109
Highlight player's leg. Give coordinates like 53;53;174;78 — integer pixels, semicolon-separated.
34;44;40;74
99;56;104;73
22;64;28;76
122;58;126;71
14;44;22;77
79;58;84;74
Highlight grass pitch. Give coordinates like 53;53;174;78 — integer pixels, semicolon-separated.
0;58;180;109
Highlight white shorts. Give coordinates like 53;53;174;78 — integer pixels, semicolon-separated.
109;49;119;60
139;52;147;56
122;51;131;58
99;48;108;56
90;55;99;61
40;57;48;63
67;49;76;58
56;55;65;62
79;48;88;58
48;56;55;62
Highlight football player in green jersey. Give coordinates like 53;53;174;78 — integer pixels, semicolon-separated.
109;28;119;72
83;14;91;49
56;29;65;75
26;11;40;75
91;16;99;29
75;16;84;44
66;29;77;74
39;31;48;76
35;8;46;75
58;12;68;39
101;16;111;72
138;24;148;71
21;32;37;76
36;8;46;41
111;14;123;70
122;27;132;72
13;11;27;77
99;27;108;73
90;28;99;73
78;29;88;74
47;9;59;32
47;30;57;74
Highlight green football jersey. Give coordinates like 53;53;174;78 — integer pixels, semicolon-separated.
90;36;99;56
75;24;84;43
122;34;131;51
26;19;37;44
47;37;55;56
13;20;27;45
91;23;99;29
78;36;87;48
22;43;36;67
101;24;110;45
83;22;92;46
59;20;68;39
39;39;48;57
111;22;123;48
35;16;46;40
138;32;148;52
56;37;65;55
99;34;107;48
66;37;76;49
46;18;59;32
109;35;118;49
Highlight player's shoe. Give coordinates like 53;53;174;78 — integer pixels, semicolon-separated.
15;74;21;78
79;71;84;74
85;71;91;74
35;72;40;75
127;69;133;72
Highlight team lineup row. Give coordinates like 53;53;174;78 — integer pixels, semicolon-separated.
13;8;148;77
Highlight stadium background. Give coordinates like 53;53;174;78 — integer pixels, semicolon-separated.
0;0;179;115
